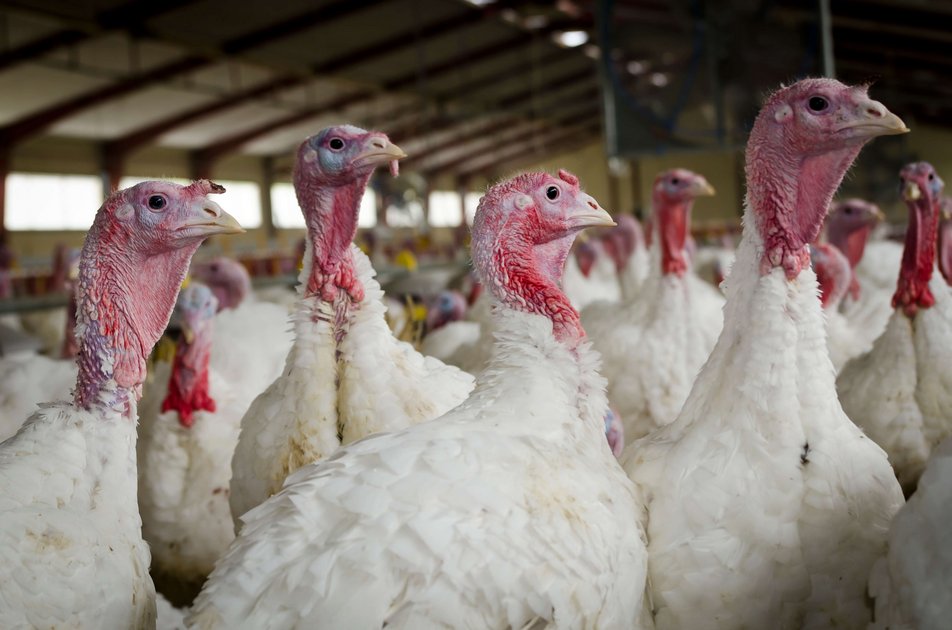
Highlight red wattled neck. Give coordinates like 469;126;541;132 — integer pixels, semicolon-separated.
747;137;863;280
161;331;215;428
294;172;369;301
654;199;691;277
73;222;198;414
491;231;585;347
893;196;939;317
939;219;952;286
61;287;78;359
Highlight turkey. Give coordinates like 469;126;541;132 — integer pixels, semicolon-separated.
868;435;952;630
0;180;241;628
582;168;723;441
191;256;252;311
939;196;952;286
603;214;650;301
827;198;896;343
621;78;907;629
229;126;474;522
189;169;650;630
137;282;256;600
562;237;621;310
418;290;481;363
810;242;870;372
837;162;952;495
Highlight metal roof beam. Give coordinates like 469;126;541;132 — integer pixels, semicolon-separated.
0;0;378;147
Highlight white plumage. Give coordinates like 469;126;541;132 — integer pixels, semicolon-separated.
230;244;474;521
562;241;620;311
838;273;952;492
869;436;952;630
0;352;76;442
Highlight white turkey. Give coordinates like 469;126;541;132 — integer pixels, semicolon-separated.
562;237;620;310
189;168;650;629
837;162;952;495
809;242;871;372
582;168;722;441
621;78;907;629
0;180;241;628
868;435;952;629
229;126;474;522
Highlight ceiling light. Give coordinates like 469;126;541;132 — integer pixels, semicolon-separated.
461;0;495;6
627;60;648;75
523;14;549;29
583;45;600;59
554;30;589;48
649;72;669;87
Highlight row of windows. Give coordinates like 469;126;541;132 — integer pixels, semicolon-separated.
4;173;483;231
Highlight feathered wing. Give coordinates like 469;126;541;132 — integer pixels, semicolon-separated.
190;310;649;630
0;406;155;629
337;247;474;444
0;353;76;442
869;437;952;630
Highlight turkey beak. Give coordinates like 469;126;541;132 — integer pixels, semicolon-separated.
353;137;407;177
688;177;716;197
180;324;195;345
872;207;886;223
181;199;245;235
569;197;616;230
903;181;922;202
839;99;909;138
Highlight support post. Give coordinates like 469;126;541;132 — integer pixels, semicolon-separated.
0;148;7;245
260;156;277;241
818;0;836;78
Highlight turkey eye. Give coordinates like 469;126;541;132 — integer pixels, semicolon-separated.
328;138;345;151
928;173;935;181
670;178;680;186
546;186;560;200
808;96;828;112
148;195;166;210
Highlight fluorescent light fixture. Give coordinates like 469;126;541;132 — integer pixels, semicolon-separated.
649;72;669;87
555;30;589;47
627;60;648;75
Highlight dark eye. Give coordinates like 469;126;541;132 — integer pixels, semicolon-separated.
546;186;560;200
670;178;680;186
808;96;828;112
148;195;166;210
328;137;345;151
928;173;935;181
845;206;854;214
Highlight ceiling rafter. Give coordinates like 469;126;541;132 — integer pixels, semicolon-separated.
0;0;196;71
102;7;531;161
427;120;600;177
190;43;592;176
0;0;381;147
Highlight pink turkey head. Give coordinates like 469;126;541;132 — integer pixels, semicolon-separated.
827;198;884;299
191;256;252;311
810;242;852;309
746;79;907;279
471;169;615;345
574;240;597;277
74;180;241;412
893;162;944;317
601;214;644;272
293;125;405;302
652;168;715;277
426;290;467;331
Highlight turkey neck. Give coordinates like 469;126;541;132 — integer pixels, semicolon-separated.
488;229;584;347
747;140;863;280
162;328;215;428
295;173;369;300
893;193;939;317
73;225;198;415
653;197;692;277
939;217;952;286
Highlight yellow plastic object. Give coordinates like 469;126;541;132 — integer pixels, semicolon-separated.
153;335;177;365
394;249;418;271
180;275;191;289
410;303;427;322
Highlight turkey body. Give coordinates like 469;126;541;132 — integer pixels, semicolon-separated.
623;225;903;629
838;272;952;492
0;404;154;628
0;352;76;442
229;245;473;521
191;309;649;630
869;436;952;630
